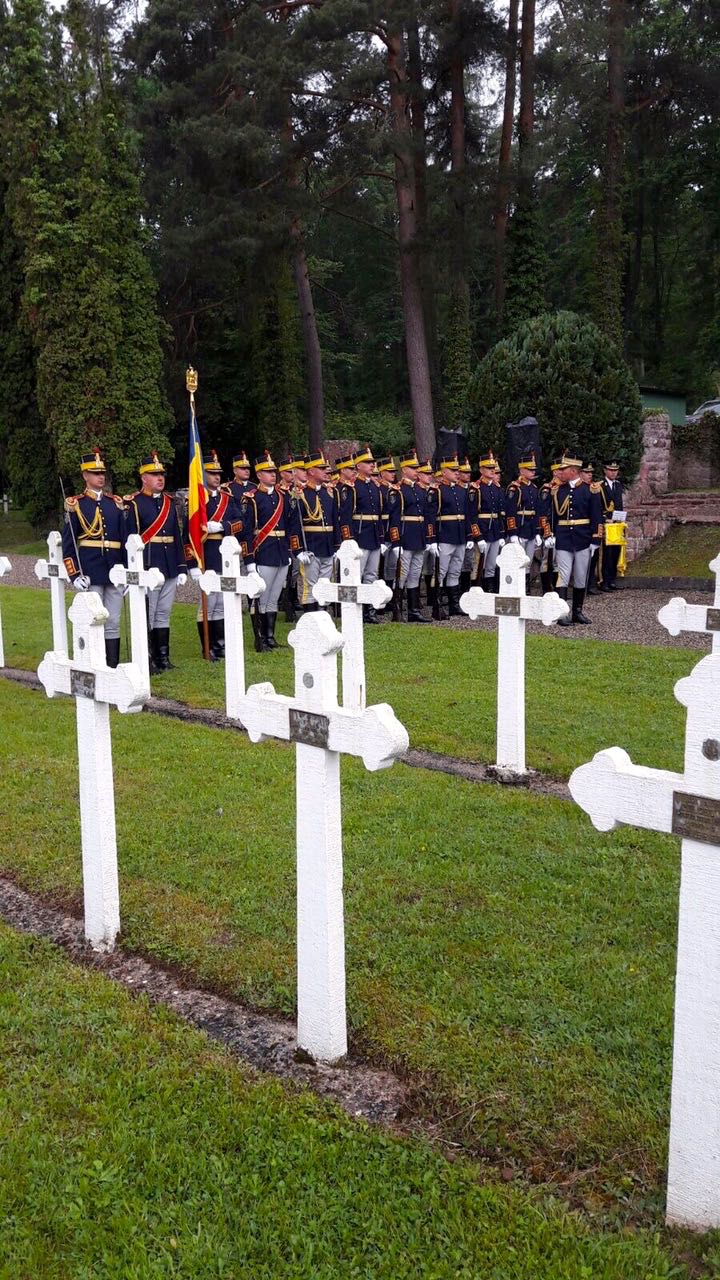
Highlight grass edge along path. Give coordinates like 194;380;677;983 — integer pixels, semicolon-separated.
0;923;717;1279
0;675;685;1224
0;583;699;777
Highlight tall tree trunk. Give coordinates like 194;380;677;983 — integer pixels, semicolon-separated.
406;17;443;426
387;26;435;460
290;218;325;450
446;0;472;423
517;0;535;199
493;0;519;323
595;0;627;348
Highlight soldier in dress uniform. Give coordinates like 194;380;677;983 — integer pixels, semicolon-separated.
62;449;127;668
228;451;254;504
457;457;479;594
537;458;564;593
548;452;604;626
184;450;242;660
386;451;432;623
124;452;188;672
597;459;624;592
337;445;384;624
580;462;600;595
289;450;339;611
425;455;480;617
476;450;506;592
377;457;400;612
238;451;293;652
278;455;302;621
505;453;543;586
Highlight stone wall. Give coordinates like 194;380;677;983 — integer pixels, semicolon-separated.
624;412;720;562
668;416;720;491
625;411;672;505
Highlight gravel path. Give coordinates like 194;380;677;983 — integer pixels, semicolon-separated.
6;551;712;649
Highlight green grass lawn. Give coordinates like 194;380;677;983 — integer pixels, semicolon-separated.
0;509;53;557
0;584;699;776
0;677;685;1221
631;524;720;579
3;925;710;1279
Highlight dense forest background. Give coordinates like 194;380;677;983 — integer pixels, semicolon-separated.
1;0;719;516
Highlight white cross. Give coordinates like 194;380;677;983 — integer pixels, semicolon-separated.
35;530;69;656
460;542;569;773
37;592;149;952
0;556;11;667
198;536;265;721
237;609;408;1063
312;540;392;710
658;552;720;655
569;651;720;1230
109;533;165;694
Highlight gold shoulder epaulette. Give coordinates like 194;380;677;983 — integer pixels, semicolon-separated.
123;491;139;502
590;482;602;493
110;493;125;509
64;495;79;512
220;482;232;495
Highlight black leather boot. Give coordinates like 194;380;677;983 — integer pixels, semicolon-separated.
252;608;268;653
573;587;591;624
265;612;280;649
196;621;208;657
363;604;380;625
557;586;574;626
211;619;225;659
283;582;298;623
155;627;175;670
482;577;494;596
105;637;120;669
407;587;431;622
447;585;463;617
149;628;160;673
459;570;471;596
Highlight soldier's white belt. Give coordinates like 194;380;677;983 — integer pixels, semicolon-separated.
149;535;175;543
356;515;380;521
206;533;222;540
476;513;495;520
558;518;590;526
440;514;464;521
262;530;287;537
78;539;122;549
402;516;423;521
517;509;536;516
302;523;334;532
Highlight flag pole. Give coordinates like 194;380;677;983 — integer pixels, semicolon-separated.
187;366;211;661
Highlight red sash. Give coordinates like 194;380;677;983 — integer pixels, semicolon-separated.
254;491;284;552
140;493;172;545
208;491;229;530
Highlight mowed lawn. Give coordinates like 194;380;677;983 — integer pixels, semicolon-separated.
0;676;684;1223
0;583;698;776
631;523;720;579
3;927;710;1280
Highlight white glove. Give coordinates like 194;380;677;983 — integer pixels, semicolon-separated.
498;538;506;548
380;542;389;555
465;540;475;550
509;536;519;544
426;542;440;558
176;572;188;586
477;540;488;554
297;552;312;565
544;536;555;550
189;567;202;582
535;534;543;546
207;520;223;533
73;574;91;591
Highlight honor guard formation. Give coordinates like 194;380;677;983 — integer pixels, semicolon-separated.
62;444;626;667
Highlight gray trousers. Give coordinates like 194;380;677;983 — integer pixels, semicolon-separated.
196;589;224;622
257;563;289;613
482;539;504;578
360;548;380;585
438;542;465;588
147;576;178;630
297;554;334;606
90;583;125;640
555;547;592;588
399;549;426;590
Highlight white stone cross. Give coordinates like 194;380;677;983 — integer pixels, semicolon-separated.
35;530;69;656
238;609;409;1063
109;533;165;694
198;535;265;721
0;556;11;667
460;542;569;773
37;592;149;952
312;539;392;710
569;651;720;1230
658;552;720;655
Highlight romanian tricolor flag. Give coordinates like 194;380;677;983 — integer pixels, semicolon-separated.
187;373;207;568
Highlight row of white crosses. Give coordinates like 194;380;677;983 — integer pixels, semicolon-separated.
570;553;720;1231
460;541;569;774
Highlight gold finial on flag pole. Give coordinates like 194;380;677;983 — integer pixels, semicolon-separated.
186;366;198;412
